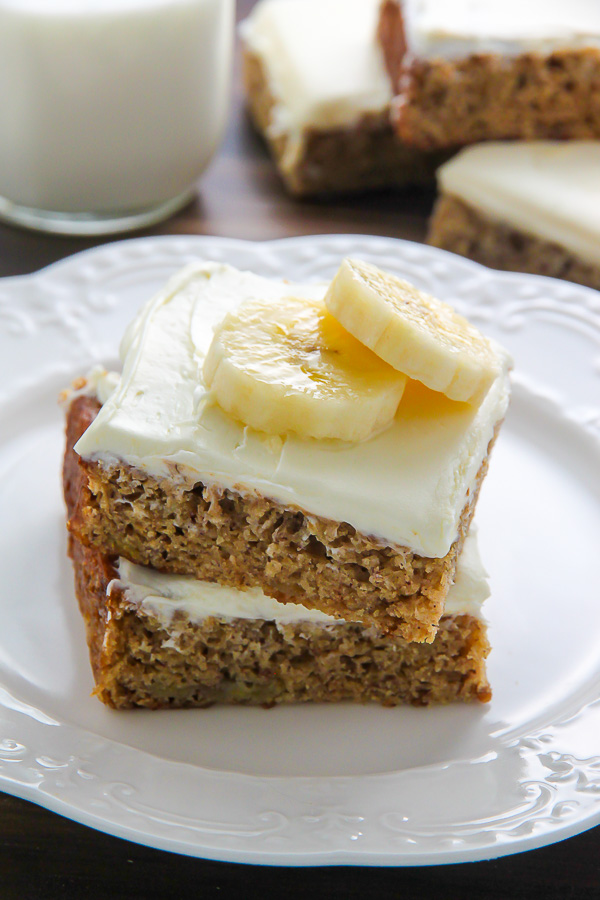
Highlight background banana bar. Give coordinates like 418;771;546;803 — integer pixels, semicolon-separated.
240;0;439;196
427;142;600;292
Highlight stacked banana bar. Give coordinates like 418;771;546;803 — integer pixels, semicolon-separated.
65;258;511;708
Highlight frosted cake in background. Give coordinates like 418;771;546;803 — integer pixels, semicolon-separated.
428;142;600;291
240;0;438;196
379;0;600;149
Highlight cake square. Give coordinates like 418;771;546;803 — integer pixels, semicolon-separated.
379;0;600;150
67;260;511;643
428;141;600;292
240;0;438;196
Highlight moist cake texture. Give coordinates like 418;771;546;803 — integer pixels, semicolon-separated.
379;0;600;149
428;142;600;290
69;262;511;642
64;398;492;708
71;537;491;709
241;0;438;195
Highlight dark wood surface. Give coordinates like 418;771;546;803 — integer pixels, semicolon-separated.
1;2;599;897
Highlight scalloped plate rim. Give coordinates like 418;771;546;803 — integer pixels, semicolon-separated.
1;233;599;865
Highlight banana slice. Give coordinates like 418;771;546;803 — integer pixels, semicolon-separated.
203;293;407;442
324;258;500;404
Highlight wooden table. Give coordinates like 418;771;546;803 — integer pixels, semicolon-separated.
1;2;599;896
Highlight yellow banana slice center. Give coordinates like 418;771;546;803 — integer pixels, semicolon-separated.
203;294;407;442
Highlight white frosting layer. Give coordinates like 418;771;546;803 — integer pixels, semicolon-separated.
241;0;390;167
403;0;600;60
116;559;339;626
74;261;511;558
438;141;600;267
443;528;489;618
116;529;489;628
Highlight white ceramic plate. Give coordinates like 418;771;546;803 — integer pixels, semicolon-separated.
1;234;599;866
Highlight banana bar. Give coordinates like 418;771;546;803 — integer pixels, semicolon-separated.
240;0;438;196
428;142;600;292
379;0;600;150
68;261;511;643
64;396;491;708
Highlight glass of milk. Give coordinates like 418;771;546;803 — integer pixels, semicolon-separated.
0;0;234;235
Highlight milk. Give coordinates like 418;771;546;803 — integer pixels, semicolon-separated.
0;0;234;232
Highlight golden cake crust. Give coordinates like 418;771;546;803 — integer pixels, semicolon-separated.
242;45;439;195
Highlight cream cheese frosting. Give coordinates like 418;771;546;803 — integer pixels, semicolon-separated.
114;560;340;627
74;261;511;558
241;0;391;168
114;530;489;629
443;528;489;618
437;141;600;267
403;0;600;60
